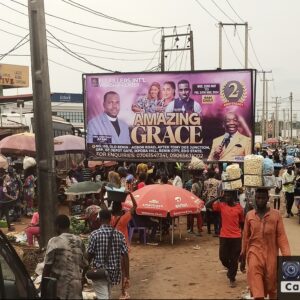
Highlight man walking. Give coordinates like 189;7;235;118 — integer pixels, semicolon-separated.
87;209;129;299
42;215;88;299
207;189;244;287
240;188;291;299
282;165;295;218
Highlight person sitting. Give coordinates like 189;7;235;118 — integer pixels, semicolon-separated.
132;213;159;244
25;211;40;246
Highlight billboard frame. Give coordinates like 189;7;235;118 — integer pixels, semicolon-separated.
82;68;256;162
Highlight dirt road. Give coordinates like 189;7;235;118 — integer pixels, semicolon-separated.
3;207;299;299
113;212;299;299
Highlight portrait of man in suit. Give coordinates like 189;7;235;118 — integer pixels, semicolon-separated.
208;111;252;161
87;91;130;144
165;79;202;114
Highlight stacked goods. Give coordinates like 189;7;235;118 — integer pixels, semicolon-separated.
244;155;264;187
188;156;206;170
23;156;36;170
225;164;242;189
286;155;295;166
263;157;276;187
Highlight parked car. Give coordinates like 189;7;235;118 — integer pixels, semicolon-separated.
0;230;56;299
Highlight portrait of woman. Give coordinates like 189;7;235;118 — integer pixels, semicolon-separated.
132;82;162;113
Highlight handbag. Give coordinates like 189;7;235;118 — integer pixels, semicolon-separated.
86;217;121;281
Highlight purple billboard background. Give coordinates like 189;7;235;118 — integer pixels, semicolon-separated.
84;70;255;161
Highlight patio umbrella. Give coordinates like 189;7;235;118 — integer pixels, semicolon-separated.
65;181;103;195
123;184;204;217
266;138;279;144
0;132;36;156
123;184;205;244
54;135;85;154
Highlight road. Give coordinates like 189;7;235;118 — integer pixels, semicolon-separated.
112;209;300;299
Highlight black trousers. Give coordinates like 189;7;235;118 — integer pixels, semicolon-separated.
285;192;294;214
219;237;241;281
206;210;220;234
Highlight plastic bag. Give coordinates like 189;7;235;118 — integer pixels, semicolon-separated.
263;157;274;175
23;156;36;170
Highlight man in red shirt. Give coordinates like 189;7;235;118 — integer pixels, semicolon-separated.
208;189;244;287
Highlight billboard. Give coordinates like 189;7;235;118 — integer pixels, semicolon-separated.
0;64;29;88
84;70;255;162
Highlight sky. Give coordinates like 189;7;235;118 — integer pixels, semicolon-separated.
0;0;300;121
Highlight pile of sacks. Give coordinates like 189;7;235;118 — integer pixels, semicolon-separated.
244;154;275;188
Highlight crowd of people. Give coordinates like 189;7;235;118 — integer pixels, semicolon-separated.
1;146;299;299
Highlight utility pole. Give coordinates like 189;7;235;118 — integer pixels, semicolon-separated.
161;29;194;71
265;79;273;139
258;70;272;141
272;96;280;139
290;92;293;144
28;0;57;247
283;109;286;139
218;22;248;69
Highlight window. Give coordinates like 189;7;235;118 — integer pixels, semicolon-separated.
57;112;84;123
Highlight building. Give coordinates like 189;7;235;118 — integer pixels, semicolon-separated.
0;92;84;137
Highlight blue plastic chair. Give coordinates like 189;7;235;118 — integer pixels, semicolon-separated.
128;218;147;244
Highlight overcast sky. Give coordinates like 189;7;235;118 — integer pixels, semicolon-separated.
1;0;300;120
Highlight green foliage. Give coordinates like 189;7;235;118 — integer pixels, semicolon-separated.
70;217;85;235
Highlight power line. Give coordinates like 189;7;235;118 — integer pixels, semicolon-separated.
0;33;29;61
46;23;158;53
225;0;244;22
0;19;160;64
211;0;235;23
249;34;264;70
0;2;159;54
194;0;219;22
48;59;85;73
222;27;243;67
9;0;157;33
46;30;115;72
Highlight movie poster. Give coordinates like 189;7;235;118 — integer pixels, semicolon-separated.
84;70;255;162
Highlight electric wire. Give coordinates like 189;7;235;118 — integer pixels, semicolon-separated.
2;1;161;53
225;0;244;22
48;59;85;73
0;33;29;61
194;0;219;22
46;29;115;72
62;0;189;30
211;0;236;23
222;27;243;67
143;45;161;72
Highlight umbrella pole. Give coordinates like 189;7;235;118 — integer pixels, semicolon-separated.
171;218;174;245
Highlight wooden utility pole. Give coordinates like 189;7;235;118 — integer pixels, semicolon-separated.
161;30;194;71
28;0;57;247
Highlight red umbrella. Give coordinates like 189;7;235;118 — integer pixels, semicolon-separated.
266;138;279;144
123;184;204;217
0;132;36;155
54;135;85;153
